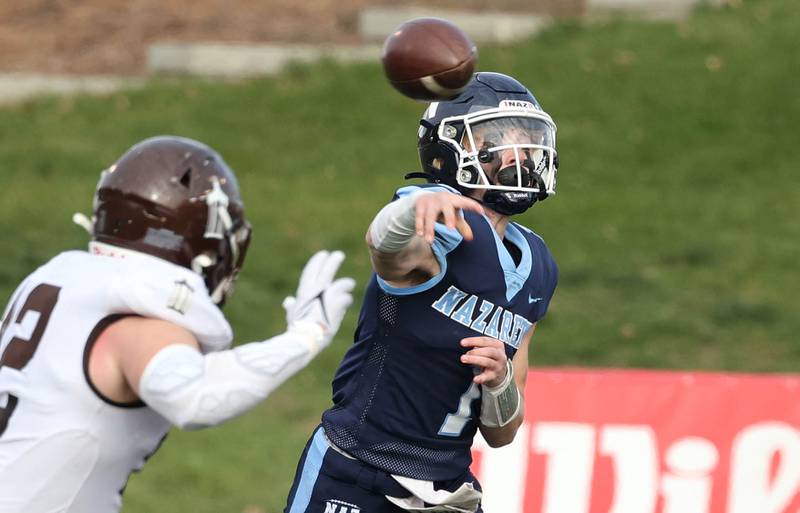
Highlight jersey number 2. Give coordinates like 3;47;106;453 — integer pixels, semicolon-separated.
0;283;61;436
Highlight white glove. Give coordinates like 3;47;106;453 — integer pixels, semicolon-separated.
282;250;356;355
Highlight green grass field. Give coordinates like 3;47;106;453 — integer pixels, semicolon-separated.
0;0;798;511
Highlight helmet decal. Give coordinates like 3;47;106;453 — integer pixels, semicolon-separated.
498;99;540;112
424;102;440;119
204;176;233;240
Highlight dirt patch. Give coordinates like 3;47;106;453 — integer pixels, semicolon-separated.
0;0;581;74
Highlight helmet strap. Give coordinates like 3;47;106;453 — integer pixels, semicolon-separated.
404;171;436;182
72;212;94;234
191;253;216;275
209;276;233;305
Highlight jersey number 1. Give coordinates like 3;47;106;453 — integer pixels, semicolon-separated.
0;283;61;436
438;382;481;437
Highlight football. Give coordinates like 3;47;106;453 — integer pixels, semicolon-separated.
381;17;477;101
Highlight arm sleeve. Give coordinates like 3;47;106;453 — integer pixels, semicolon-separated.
368;192;424;253
137;321;323;430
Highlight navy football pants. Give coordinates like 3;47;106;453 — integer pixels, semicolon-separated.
284;427;483;513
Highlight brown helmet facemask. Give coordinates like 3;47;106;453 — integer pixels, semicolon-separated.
85;135;252;305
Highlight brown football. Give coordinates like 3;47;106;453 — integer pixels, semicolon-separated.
381;17;477;101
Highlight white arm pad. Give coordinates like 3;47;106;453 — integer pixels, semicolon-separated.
368;190;432;253
479;360;522;428
138;321;324;430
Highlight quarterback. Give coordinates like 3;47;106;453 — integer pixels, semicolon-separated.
284;73;559;512
0;136;355;513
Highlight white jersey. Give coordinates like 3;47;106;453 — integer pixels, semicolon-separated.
0;247;232;513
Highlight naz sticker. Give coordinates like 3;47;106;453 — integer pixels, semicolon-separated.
499;99;540;111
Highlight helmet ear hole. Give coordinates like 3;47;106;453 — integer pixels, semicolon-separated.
180;168;192;188
457;167;479;184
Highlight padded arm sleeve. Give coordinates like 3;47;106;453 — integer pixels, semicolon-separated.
138;321;323;430
368;189;432;253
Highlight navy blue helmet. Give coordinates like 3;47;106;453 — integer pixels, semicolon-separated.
415;72;558;215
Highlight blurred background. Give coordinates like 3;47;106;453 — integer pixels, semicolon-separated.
0;0;797;511
0;0;579;74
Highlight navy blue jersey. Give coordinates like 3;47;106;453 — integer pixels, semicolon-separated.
322;185;558;481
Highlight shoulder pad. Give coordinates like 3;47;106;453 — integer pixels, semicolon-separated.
105;254;233;352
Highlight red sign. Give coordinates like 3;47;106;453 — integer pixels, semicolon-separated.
471;368;800;513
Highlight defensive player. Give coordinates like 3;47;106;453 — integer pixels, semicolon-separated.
0;136;355;513
284;72;559;512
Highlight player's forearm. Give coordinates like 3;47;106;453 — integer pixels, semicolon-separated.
368;235;436;283
137;322;324;430
477;359;525;447
478;408;525;447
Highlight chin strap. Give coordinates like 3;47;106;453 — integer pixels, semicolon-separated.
72;213;94;234
404;171;436;182
481;159;548;215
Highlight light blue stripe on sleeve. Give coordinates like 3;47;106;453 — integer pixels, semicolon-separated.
377;186;465;295
395;183;460;199
376;231;450;295
288;428;329;513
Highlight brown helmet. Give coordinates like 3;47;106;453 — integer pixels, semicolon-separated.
90;135;252;304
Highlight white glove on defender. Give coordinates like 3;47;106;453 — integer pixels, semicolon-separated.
138;250;355;430
282;250;356;356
